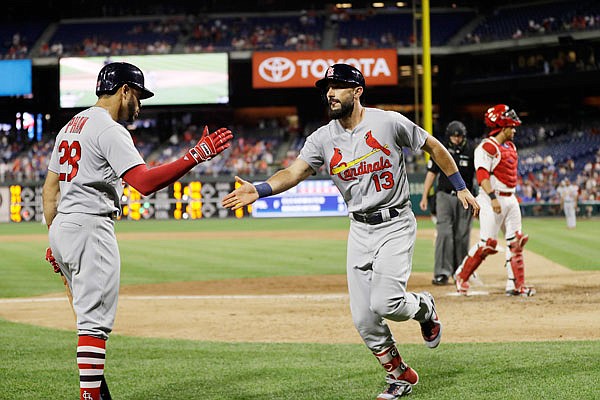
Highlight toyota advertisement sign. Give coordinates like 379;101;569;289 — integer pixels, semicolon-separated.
252;49;397;89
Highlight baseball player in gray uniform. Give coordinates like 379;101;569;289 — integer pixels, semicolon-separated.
222;64;479;399
42;61;233;400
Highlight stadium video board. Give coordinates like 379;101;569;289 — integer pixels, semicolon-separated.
59;54;229;108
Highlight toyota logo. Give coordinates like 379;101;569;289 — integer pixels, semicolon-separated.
258;57;296;83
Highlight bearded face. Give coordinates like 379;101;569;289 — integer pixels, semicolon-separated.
327;85;357;120
328;97;355;120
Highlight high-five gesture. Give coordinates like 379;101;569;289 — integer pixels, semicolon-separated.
188;125;233;163
221;176;259;210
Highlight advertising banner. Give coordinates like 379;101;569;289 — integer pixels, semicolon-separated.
252;49;398;88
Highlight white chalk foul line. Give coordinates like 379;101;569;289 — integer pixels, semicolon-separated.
0;293;349;304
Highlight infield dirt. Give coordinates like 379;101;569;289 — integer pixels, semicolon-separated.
2;229;599;344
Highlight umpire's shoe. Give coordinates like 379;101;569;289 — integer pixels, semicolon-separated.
419;292;442;349
432;275;449;285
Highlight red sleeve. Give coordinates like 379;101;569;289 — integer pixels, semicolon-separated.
122;156;196;196
476;167;490;184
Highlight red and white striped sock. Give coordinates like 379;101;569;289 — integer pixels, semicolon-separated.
77;335;106;400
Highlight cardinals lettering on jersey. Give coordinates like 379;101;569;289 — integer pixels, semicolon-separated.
329;132;392;181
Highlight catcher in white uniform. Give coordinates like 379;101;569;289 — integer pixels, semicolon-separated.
454;104;535;297
222;64;479;400
42;62;233;400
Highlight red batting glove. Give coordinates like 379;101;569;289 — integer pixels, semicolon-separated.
187;125;233;163
45;247;61;274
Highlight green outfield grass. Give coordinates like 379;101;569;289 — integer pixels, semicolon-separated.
0;216;598;399
1;319;599;400
0;216;598;297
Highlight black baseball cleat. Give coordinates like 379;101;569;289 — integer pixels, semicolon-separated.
431;275;449;286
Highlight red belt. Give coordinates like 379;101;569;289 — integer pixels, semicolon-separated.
497;191;513;197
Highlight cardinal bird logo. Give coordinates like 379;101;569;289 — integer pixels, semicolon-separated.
365;131;391;156
328;132;392;180
329;147;344;175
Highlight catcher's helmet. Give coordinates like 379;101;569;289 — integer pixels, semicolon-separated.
315;63;365;90
96;62;154;99
484;104;521;136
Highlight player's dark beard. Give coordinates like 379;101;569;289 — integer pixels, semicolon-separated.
328;99;354;120
126;97;138;122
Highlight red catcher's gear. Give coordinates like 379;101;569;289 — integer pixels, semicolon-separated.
508;231;529;291
484;104;521;136
457;238;498;282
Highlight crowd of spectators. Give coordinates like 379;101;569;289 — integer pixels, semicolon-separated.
3;1;600;59
38;18;182;57
462;1;600;44
181;11;322;53
3;120;598;217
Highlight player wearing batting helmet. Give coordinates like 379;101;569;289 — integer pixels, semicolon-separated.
43;61;233;400
454;104;535;297
222;63;480;400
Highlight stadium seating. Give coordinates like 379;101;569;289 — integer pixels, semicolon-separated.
464;0;600;43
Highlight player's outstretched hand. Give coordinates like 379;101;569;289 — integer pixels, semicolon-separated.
45;247;61;273
187;125;233;163
221;176;259;211
457;189;480;217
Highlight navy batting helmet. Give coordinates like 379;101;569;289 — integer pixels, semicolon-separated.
96;62;154;99
315;64;366;90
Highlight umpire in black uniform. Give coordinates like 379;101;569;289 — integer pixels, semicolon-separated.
420;121;475;285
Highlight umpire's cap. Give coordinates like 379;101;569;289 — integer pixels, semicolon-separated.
315;64;366;90
96;62;154;99
445;120;467;137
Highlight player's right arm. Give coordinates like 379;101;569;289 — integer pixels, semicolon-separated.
475;140;502;214
122;126;233;196
221;158;314;211
42;171;60;227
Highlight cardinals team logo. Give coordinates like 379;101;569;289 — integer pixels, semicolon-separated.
329;131;392;181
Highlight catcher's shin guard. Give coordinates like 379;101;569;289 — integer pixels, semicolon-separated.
507;232;535;296
455;239;497;293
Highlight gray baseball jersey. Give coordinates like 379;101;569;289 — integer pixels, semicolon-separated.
299;107;428;212
299;107;431;352
47;106;143;339
48;106;144;215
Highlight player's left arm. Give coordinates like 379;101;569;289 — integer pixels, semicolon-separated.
422;135;479;216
